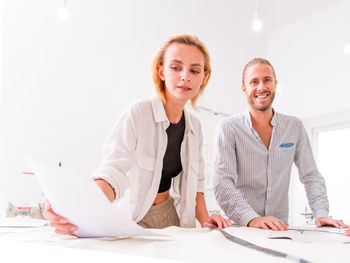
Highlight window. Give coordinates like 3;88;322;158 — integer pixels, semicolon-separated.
316;125;350;220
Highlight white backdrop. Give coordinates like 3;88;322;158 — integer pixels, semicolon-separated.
1;0;350;223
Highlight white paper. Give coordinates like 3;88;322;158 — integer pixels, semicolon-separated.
0;217;48;228
268;225;350;243
29;159;158;238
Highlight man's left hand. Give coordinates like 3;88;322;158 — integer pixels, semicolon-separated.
315;217;349;228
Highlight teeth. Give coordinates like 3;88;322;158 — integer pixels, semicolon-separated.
256;94;268;99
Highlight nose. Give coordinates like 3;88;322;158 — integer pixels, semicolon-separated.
256;81;264;91
181;70;190;82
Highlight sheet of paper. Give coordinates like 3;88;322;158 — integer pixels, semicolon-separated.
288;225;346;234
29;159;158;238
0;217;48;228
268;225;350;243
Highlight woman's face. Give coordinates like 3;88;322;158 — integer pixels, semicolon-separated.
158;43;206;104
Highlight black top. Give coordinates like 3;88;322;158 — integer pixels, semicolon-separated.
158;112;185;193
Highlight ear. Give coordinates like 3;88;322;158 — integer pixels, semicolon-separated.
241;84;246;93
157;64;165;81
201;70;208;86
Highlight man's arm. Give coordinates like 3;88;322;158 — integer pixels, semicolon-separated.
212;120;260;226
294;121;329;219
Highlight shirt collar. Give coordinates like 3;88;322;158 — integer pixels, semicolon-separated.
183;108;195;135
151;97;168;123
151;97;195;135
244;108;280;128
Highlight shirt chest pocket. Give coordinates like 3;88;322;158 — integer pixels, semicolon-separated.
136;155;156;171
276;146;295;164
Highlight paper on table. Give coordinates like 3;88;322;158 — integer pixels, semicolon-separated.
268;226;350;243
29;159;158;238
0;217;48;228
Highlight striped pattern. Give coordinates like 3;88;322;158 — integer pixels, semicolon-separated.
212;110;329;226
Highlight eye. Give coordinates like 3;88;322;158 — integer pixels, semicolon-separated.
265;78;271;83
170;65;181;71
190;69;200;74
251;80;258;85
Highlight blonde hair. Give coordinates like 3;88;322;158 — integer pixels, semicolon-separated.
152;34;212;107
242;58;277;85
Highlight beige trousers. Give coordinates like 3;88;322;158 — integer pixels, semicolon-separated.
137;197;180;229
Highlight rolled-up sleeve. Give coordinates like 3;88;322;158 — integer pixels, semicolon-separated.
92;105;138;199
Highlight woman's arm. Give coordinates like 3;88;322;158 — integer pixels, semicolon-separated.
95;179;116;202
195;192;209;226
195;192;232;229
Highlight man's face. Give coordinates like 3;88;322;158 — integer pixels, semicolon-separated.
242;63;277;112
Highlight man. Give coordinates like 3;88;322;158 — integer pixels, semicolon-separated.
212;58;348;230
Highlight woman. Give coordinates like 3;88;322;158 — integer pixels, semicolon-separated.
43;34;232;235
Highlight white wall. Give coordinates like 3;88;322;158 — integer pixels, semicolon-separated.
268;0;350;118
2;0;348;223
0;0;267;206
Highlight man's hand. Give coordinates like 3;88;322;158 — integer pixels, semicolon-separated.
315;217;349;228
344;228;350;236
248;216;288;231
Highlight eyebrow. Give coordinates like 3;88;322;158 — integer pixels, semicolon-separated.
170;59;203;67
250;76;273;81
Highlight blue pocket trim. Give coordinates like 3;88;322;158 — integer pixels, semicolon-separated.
279;143;294;148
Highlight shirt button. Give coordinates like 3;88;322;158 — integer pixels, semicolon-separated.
268;187;272;191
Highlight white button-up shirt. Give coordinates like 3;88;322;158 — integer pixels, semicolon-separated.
92;97;205;227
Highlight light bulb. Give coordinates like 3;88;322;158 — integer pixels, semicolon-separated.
252;13;263;31
57;6;71;21
344;41;350;55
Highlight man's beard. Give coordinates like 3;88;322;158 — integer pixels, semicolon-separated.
247;92;275;112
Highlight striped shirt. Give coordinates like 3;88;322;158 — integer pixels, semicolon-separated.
212;110;329;226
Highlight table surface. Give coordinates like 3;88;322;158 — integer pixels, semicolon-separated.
1;220;350;263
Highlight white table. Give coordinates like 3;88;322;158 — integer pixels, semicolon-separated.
1;224;350;263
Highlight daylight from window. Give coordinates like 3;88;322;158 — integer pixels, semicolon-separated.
317;127;350;220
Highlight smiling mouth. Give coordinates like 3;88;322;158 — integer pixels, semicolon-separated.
255;93;269;99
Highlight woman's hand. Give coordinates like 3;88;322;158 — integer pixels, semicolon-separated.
42;199;78;236
41;179;114;237
202;214;232;229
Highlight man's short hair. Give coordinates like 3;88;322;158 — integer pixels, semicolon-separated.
242;58;276;85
